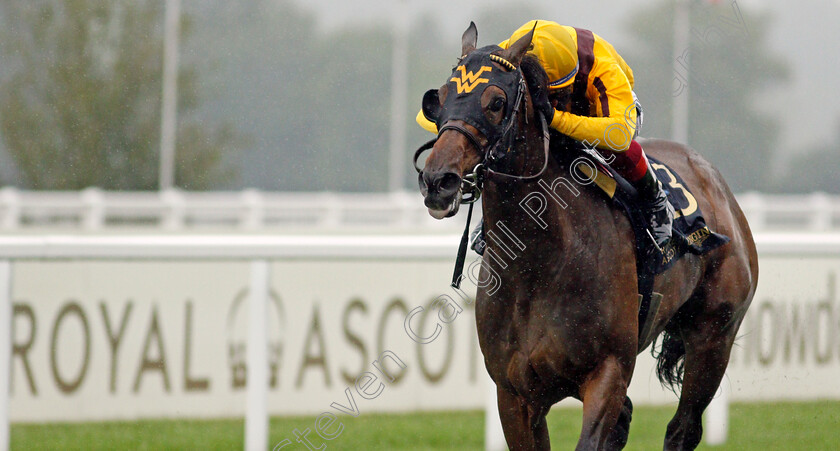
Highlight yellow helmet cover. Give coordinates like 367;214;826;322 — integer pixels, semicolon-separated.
506;20;578;89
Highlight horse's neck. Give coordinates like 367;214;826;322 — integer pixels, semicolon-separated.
483;166;571;256
480;139;604;275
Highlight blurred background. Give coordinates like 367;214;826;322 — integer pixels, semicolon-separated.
1;0;838;195
2;0;840;450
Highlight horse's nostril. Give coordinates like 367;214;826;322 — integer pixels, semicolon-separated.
438;172;461;194
422;171;461;199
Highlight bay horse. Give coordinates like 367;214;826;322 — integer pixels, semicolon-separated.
417;23;758;450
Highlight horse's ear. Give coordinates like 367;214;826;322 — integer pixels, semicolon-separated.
501;23;536;66
422;89;441;123
461;21;477;57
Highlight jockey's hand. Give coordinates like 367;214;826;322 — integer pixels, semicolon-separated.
532;85;555;123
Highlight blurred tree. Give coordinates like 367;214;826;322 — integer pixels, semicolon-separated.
184;0;318;191
182;1;552;192
623;0;789;192
0;0;238;190
303;26;393;191
185;1;386;191
187;0;454;191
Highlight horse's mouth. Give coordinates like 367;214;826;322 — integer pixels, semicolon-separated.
427;191;462;219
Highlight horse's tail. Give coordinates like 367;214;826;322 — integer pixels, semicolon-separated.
651;329;686;392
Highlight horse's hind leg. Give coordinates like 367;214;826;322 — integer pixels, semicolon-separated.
663;328;737;450
664;259;751;450
496;387;550;450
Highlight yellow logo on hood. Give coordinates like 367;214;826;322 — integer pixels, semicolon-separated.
450;65;492;94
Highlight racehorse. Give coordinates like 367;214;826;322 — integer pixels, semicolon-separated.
416;23;758;450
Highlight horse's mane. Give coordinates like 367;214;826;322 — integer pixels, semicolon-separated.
520;54;549;100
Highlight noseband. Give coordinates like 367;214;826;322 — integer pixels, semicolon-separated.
413;68;550;205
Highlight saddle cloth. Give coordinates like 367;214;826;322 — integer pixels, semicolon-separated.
577;155;729;274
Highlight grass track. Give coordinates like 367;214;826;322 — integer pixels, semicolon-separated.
12;401;840;450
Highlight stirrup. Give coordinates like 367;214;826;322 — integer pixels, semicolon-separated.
469;219;485;255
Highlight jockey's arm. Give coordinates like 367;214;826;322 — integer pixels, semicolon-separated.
549;62;637;152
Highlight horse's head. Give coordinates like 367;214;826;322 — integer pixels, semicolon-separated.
417;22;538;219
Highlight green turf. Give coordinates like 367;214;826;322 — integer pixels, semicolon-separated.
11;401;840;450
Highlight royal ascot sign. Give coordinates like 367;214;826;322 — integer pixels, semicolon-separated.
8;250;840;422
9;259;486;422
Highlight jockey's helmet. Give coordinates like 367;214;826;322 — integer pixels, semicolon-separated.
505;20;579;90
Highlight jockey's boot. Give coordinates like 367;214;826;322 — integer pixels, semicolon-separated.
633;161;675;248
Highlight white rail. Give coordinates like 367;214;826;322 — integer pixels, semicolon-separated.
0;188;439;231
0;233;835;451
1;188;840;232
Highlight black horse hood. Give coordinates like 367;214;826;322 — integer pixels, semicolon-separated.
436;45;523;144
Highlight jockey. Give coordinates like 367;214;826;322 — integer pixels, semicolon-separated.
416;20;674;247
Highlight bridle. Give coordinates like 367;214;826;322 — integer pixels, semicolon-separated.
413;68;551;205
412;57;552;288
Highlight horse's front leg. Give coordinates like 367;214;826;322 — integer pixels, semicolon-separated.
497;386;551;451
576;355;632;451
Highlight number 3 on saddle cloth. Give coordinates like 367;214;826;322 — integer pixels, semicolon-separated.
580;155;730;274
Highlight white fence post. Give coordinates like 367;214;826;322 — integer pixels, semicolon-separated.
161;189;184;230
0;261;11;451
704;375;730;446
241;190;264;230
245;260;269;451
0;189;19;231
809;192;832;231
82;187;105;230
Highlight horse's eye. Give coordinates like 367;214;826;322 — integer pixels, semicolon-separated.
489;97;505;113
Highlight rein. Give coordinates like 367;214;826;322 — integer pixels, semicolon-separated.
412;69;552;288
